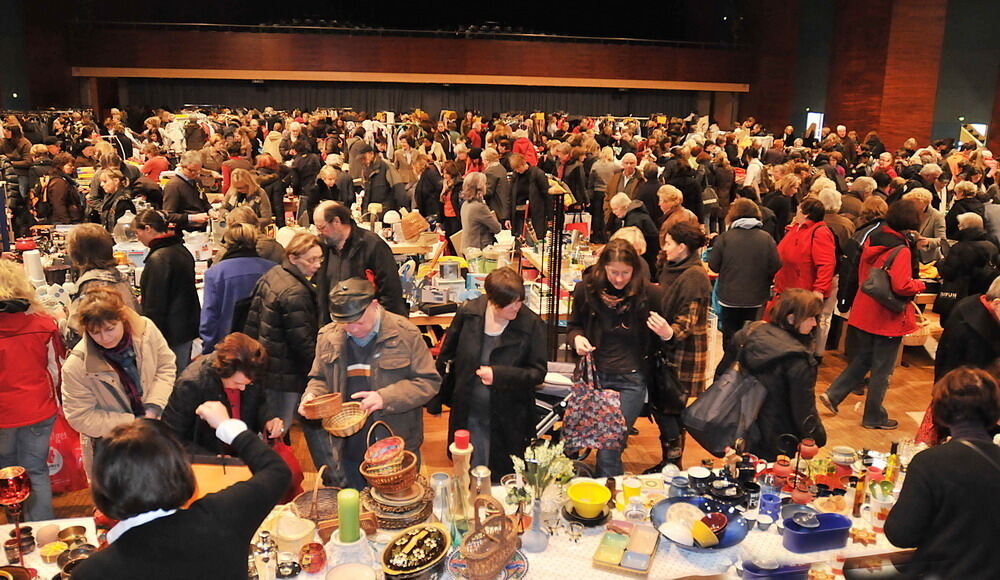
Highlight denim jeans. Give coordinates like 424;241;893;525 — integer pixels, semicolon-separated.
268;391;301;435
170;340;193;375
0;414;57;521
814;277;840;356
824;327;902;426
595;371;646;478
716;306;761;378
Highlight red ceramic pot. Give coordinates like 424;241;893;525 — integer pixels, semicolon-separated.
791;483;814;505
773;457;793;479
798;438;819;460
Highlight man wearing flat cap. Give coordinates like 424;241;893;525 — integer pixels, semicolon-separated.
300;278;440;488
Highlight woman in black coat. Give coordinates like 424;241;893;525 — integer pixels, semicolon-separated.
135;210;200;373
72;404;290;580
666;161;703;222
735;289;827;461
935;216;1000;323
885;367;1000;578
413;154;443;218
243;232;321;433
254;153;290;227
161;333;282;455
435;268;546;479
306;164;353;223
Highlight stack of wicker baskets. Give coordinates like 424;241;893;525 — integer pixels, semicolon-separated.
359;422;430;529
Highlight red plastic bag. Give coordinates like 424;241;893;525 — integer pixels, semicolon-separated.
271;439;304;504
48;412;88;493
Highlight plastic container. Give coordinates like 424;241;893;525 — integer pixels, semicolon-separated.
781;512;851;553
742;562;811;579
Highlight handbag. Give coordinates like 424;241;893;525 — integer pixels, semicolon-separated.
860;246;906;313
681;323;768;457
648;350;688;415
701;185;718;207
561;355;628;451
271;438;306;504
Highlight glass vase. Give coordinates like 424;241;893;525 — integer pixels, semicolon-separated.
520;498;550;553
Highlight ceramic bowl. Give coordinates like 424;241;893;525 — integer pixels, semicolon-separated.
566;481;612;520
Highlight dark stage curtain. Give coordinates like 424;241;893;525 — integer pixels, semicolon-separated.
123;78;697;117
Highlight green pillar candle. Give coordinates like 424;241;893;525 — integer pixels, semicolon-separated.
337;488;361;543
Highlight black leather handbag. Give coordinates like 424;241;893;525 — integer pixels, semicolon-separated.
860;246;906;313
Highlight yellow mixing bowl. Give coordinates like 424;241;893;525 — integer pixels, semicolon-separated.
567;481;612;519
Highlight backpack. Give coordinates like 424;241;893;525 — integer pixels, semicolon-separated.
836;221;880;312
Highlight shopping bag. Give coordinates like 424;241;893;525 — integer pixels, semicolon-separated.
682;365;768;458
561;355;628;451
48;412;88;493
271;438;305;504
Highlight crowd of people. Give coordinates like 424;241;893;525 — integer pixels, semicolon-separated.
2;106;1000;577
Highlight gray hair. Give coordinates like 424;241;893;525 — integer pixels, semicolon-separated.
482;148;499;164
850;176;877;194
920;163;943;177
902;187;932;207
987;277;1000;300
461;172;487;201
610;192;632;210
958;212;984;231
817;188;842;213
179;150;202;168
621;153;637;164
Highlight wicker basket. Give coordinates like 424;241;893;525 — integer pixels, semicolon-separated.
460;495;520;580
290;466;341;522
360;450;419;493
903;311;931;347
322;402;370;437
301;393;342;420
363;421;405;472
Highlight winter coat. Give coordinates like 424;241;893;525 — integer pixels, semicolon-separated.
414;165;443;217
61;313;175;469
290;153;322;200
71;268;141;319
603;170;644;222
40;172;82;224
512;137;538;166
916;207;946;263
511;165;551;237
945;197;987;240
935;294;1000;381
667;173;703;221
262;130;283;161
773;220;838;298
139;235;199;346
243;261;318;393
162;174;210;231
609;200;660;271
306;173;354;220
847;225;925;337
708;218;781;308
823;211;856;249
936;227;999;322
304;311;440;486
460;199;501;252
316;223;407;323
484;162;511;221
199;249;275;354
161;355;273;455
362;158;407;210
99;187;136;232
736;322;826;461
0;302;61;428
435;296;546;477
657;251;711;395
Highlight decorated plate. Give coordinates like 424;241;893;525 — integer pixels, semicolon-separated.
650;496;749;552
446;549;529;580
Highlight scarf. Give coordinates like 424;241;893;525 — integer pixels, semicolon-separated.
97;328;145;416
220;245;259;261
730;217;762;230
599;284;631;314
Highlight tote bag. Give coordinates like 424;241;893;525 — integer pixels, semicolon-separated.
561;355;628;451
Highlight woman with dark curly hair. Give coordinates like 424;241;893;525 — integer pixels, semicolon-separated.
161;332;283;455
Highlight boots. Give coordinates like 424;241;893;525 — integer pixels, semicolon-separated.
642;437;685;474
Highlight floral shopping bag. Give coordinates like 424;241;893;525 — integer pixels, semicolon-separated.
561;355;627;451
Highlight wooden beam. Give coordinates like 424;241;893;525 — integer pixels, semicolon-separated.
71;67;750;93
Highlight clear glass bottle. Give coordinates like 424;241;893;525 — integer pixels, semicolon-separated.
623;496;647;522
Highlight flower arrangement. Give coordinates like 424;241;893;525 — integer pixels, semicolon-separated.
509;440;575;503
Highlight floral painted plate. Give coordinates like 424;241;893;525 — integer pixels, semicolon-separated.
445;549;529;579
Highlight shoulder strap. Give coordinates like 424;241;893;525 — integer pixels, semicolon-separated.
882;246;905;271
959;439;1000;475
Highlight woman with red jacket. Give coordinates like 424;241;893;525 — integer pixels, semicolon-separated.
820;199;926;429
0;260;63;520
769;197;838;317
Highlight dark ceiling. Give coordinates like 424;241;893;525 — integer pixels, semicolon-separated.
72;0;745;44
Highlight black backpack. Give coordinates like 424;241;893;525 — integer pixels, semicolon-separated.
837;221;880;312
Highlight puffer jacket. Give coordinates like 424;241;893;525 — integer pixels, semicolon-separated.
304;311;440;486
848;225;925;337
61;312;175;470
139;235;199;346
243;261;318;393
736;321;827;461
